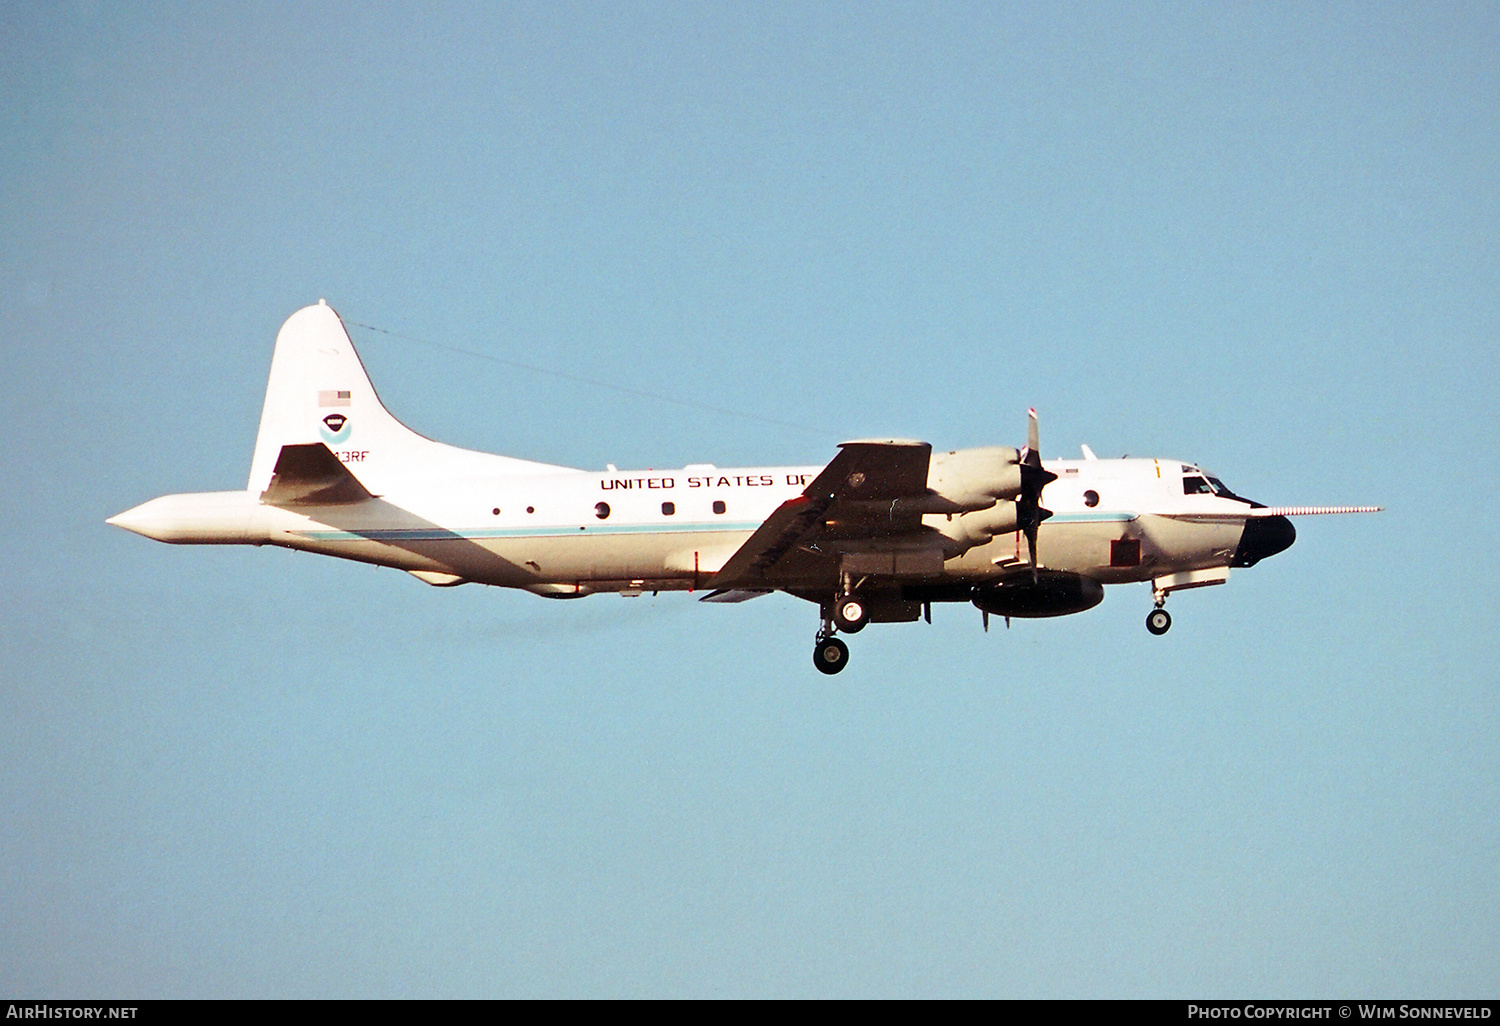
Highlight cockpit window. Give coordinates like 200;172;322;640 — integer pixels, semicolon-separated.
1182;473;1244;500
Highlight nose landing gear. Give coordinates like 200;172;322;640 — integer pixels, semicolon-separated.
1145;567;1230;635
1146;583;1173;635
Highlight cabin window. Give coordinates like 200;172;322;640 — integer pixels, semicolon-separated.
712;500;727;515
595;502;610;520
1083;490;1099;508
491;507;500;516
662;502;675;516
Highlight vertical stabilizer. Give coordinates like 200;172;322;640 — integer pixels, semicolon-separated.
247;301;570;497
247;301;421;494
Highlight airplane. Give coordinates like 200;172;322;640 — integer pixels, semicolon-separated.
109;301;1381;674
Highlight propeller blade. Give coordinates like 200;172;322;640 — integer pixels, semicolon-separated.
1016;409;1057;582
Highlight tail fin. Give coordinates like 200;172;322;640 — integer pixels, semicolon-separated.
247;300;570;496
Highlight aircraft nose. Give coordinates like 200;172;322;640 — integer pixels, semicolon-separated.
1231;514;1295;567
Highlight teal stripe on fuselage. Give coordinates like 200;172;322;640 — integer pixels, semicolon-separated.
295;513;1134;546
292;513;1135;543
291;521;765;542
1046;512;1139;524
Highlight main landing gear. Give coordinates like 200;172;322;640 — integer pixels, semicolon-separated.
813;582;867;674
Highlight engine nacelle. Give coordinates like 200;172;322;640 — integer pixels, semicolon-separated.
971;571;1104;619
927;446;1023;509
934;501;1019;556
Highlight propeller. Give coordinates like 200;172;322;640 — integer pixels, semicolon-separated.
1016;408;1057;582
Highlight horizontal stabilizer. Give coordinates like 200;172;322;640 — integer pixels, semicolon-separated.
259;443;374;506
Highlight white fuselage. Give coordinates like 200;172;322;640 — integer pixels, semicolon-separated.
111;452;1251;597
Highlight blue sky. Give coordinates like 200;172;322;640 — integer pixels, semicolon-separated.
3;1;1496;998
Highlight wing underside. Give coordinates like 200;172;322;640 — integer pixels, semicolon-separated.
708;440;940;592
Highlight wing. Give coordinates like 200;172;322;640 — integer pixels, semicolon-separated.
708;440;936;591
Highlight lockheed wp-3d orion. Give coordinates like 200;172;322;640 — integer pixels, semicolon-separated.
109;302;1380;674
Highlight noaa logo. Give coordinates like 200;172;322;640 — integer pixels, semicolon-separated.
320;413;352;445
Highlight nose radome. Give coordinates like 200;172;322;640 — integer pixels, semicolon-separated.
1232;514;1296;567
